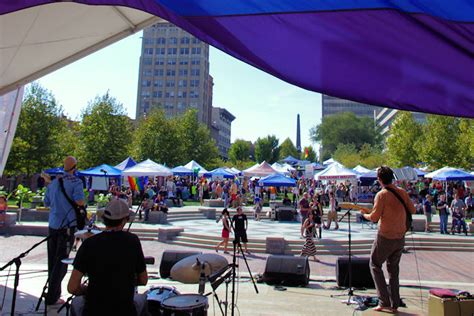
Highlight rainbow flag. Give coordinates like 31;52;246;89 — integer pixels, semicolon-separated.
304;148;309;159
137;177;145;191
128;176;138;191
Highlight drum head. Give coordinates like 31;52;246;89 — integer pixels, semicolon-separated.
162;294;208;310
147;285;180;302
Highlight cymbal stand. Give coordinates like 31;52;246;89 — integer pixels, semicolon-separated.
231;241;258;316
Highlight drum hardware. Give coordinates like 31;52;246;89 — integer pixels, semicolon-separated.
61;258;74;265
146;285;180;315
161;294;208;316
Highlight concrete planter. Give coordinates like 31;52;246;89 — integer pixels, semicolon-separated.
158;227;184;242
148;211;168;224
203;199;224;207
198;208;216;220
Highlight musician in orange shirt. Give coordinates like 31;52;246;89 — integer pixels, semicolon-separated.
360;166;416;313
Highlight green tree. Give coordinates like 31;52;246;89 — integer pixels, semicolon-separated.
333;143;360;168
279;138;299;160
228;139;252;163
386;112;423;167
5;83;66;175
78;92;133;168
254;135;279;163
455;118;474;169
309;112;381;160
359;143;386;169
301;145;317;162
177;109;218;166
134;109;182;166
420;115;460;169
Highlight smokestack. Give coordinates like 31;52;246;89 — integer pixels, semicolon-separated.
296;114;301;154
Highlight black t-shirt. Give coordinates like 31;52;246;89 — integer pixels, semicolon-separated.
232;214;247;232
437;201;448;216
73;231;146;316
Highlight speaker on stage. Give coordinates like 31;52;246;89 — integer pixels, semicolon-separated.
336;257;375;289
159;250;202;278
263;255;310;286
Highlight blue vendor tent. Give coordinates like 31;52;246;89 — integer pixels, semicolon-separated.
258;173;296;187
78;164;122;178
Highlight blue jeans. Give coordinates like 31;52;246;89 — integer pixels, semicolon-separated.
439;214;448;234
223;193;228;208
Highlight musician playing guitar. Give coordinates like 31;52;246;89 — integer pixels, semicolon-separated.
354;166;415;313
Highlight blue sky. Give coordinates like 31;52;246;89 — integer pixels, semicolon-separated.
37;32;322;150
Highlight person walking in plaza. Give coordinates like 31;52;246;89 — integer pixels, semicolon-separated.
68;199;148;315
0;194;7;227
325;192;339;230
360;166;416;313
231;206;250;254
298;192;311;222
423;194;433;232
215;208;232;254
436;194;449;234
44;156;85;306
300;212;319;262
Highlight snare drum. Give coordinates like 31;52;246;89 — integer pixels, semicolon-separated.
161;294;208;316
146;285;180;315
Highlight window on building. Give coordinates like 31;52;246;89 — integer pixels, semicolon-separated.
141;80;151;87
180;47;189;55
189;91;199;98
155;59;164;65
191;69;200;76
166;69;176;76
143;69;152;77
142;57;152;65
154;69;164;76
178;91;187;98
169;37;178;44
192;38;200;44
167;48;177;55
191;59;200;65
178;80;187;87
179;69;188;76
157;37;166;44
191;47;201;55
167;59;177;65
166;80;175;87
144;38;153;45
144;48;153;55
180;37;190;44
155;48;165;55
179;60;189;65
152;91;163;98
190;79;200;87
154;80;163;87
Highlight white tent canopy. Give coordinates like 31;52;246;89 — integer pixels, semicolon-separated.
122;159;172;177
184;160;208;175
315;164;358;180
0;3;162;96
353;165;371;174
424;167;458;179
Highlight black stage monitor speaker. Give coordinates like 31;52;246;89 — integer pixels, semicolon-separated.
277;209;295;221
159;250;202;279
336;257;375;289
263;255;310;286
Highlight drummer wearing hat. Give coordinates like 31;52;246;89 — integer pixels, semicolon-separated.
68;199;148;315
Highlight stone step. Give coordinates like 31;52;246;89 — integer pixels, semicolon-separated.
172;236;266;249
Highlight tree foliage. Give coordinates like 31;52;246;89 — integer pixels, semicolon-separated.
177;109;219;166
419;115;461;169
5;83;66;175
134;109;218;167
333;143;386;169
228;139;252;164
386;112;423;167
309;112;381;160
78;93;133;168
455;119;474;169
279;138;299;160
254;135;279;163
134;109;182;166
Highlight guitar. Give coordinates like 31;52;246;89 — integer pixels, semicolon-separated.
338;202;372;214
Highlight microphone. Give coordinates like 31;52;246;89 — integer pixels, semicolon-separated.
192;258;202;270
100;169;108;175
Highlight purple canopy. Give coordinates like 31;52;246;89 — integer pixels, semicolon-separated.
1;1;473;117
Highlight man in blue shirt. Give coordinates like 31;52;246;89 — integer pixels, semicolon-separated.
44;156;84;306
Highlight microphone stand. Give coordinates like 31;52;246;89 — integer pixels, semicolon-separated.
0;235;52;315
231;241;258;316
331;207;358;304
126;192;147;232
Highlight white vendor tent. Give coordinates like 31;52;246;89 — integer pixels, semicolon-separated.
315;164;358;180
184;160;208;175
122;159;172;177
424;167;458;179
353;165;371;174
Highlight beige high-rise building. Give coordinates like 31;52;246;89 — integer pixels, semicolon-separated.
136;22;212;127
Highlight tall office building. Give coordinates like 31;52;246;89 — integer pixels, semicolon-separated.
322;95;381;119
375;109;426;135
211;107;235;159
136;22;212;127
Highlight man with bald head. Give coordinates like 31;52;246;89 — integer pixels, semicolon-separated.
44;156;85;305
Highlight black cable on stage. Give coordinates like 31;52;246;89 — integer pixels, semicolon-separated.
0;264;12;312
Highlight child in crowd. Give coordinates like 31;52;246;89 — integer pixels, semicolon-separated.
253;196;262;221
451;208;468;235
